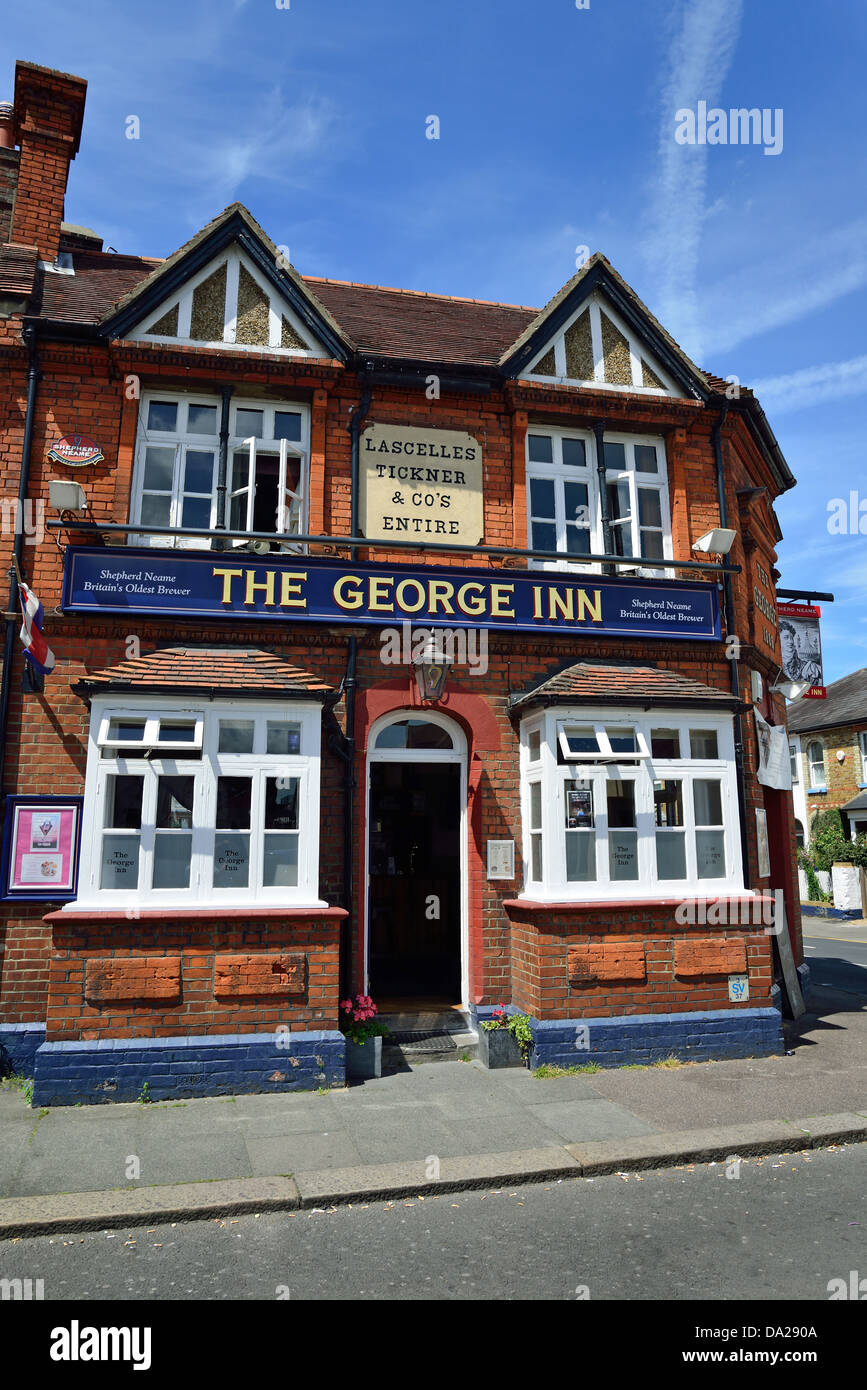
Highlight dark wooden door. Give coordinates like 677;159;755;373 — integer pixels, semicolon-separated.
368;762;461;1000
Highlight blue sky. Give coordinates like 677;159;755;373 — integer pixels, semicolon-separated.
6;0;866;683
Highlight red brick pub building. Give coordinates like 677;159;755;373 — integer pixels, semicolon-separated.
0;62;805;1102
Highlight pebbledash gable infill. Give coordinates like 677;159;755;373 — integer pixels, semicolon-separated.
0;60;803;1104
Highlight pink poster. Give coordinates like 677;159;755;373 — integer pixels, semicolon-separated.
9;803;79;893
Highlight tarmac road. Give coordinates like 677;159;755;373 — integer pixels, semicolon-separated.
2;1140;865;1302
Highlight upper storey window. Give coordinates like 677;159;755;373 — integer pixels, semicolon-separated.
524;293;678;396
526;427;672;572
132;248;320;357
131;391;309;550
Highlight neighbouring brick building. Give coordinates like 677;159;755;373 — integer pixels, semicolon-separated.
788;668;867;846
0;61;805;1103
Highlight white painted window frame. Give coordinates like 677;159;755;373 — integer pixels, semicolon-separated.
130;390;310;550
523;293;680;396
519;707;743;902
525;425;672;575
131;246;323;357
75;698;324;910
806;739;827;790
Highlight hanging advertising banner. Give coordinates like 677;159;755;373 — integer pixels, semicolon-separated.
62;547;723;640
754;709;792;790
777;602;826;698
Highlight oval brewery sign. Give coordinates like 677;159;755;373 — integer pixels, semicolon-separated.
47;434;105;467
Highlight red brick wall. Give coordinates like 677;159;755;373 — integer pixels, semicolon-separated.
43;913;341;1042
0;297;803;1034
507;903;774;1019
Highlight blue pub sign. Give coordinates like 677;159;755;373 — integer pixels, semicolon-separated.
62;547;721;640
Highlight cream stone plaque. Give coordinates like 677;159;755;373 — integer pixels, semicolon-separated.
360;423;483;544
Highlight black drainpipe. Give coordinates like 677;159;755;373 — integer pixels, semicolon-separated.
341;383;373;998
712;405;750;889
592;421;614;575
0;322;41;802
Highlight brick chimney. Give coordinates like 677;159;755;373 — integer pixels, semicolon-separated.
10;61;87;263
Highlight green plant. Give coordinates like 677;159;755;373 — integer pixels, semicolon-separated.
340;995;388;1046
481;1005;534;1060
850;835;867;869
804;861;828;902
507;1013;534;1060
810;808;848;871
2;1073;34;1105
533;1063;602;1077
137;1081;152;1104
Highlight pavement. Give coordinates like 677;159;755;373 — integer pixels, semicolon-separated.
1;913;865;1236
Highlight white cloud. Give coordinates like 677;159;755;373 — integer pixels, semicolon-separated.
701;215;867;356
644;0;744;356
750;353;867;414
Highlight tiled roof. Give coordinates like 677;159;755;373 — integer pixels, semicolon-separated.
38;249;160;322
0;243;38;297
306;277;536;366
787;667;867;734
510;661;739;712
26;214;755;386
73;646;333;699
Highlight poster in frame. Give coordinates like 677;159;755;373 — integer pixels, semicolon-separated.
1;796;83;901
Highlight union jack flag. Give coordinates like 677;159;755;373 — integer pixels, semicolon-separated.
18;581;56;676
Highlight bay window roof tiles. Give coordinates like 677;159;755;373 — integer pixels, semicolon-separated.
510;661;740;712
73;646;333;700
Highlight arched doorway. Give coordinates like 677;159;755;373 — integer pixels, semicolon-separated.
365;711;467;1007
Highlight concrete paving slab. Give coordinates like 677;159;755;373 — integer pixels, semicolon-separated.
339;1105;464;1164
565;1120;805;1174
244;1130;363;1176
435;1111;568;1155
526;1098;658;1143
294;1146;581;1205
129;1131;254;1187
9;1128;254;1198
0;1175;299;1238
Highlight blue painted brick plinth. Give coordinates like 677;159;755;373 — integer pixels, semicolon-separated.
0;1023;46;1079
529;1007;783;1070
31;1030;345;1106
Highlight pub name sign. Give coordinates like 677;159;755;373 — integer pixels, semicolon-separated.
359;423;484;544
63;548;721;640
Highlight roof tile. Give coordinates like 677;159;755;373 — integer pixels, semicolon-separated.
510;661;738;712
74;646;333;699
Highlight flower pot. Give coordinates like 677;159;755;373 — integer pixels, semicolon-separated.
346;1035;382;1080
479;1026;524;1069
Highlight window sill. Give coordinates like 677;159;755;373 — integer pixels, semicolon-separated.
44;902;347;923
504;892;759;913
807;788;828;796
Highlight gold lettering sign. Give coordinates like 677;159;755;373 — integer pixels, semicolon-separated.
359;423;483;544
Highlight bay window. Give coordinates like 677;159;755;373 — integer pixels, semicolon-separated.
521;708;742;899
131;392;309;549
526;428;671;572
77;700;323;908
